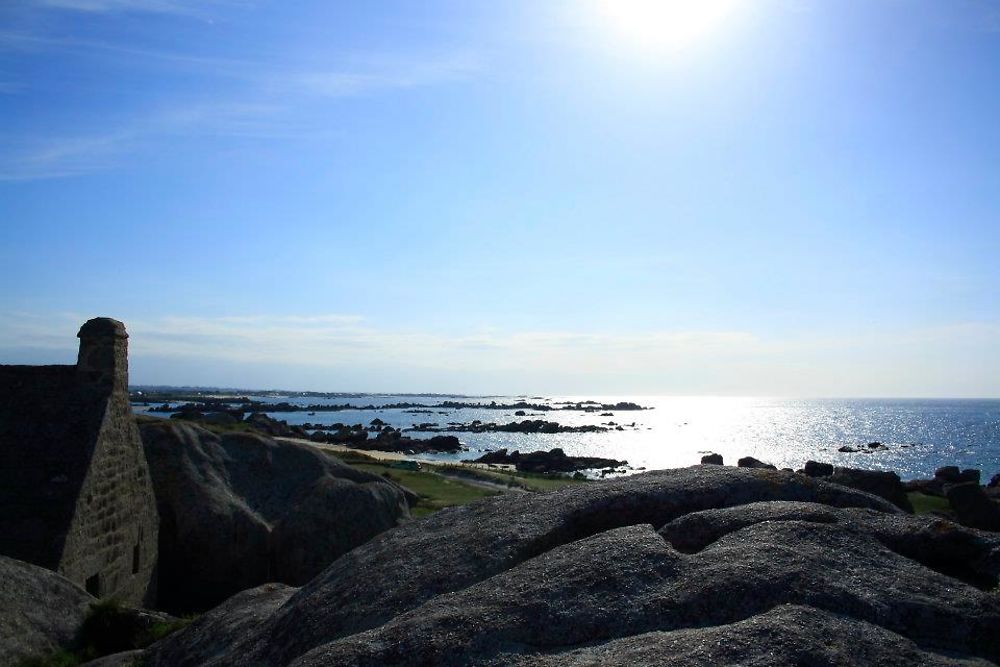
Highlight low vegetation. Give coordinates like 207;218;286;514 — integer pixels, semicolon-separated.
348;463;498;517
325;452;587;517
907;491;954;516
16;600;195;667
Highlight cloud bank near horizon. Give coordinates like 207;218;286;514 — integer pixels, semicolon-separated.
1;312;995;397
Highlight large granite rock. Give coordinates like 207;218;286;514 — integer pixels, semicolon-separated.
658;500;1000;588
139;420;411;612
518;604;991;667
0;555;94;665
137;465;1000;666
141;584;296;667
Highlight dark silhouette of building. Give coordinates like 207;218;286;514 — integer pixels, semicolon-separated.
0;318;158;606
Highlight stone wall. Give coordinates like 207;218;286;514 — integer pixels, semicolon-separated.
0;364;85;570
57;386;158;606
0;318;158;607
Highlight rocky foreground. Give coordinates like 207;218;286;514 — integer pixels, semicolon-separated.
132;465;1000;666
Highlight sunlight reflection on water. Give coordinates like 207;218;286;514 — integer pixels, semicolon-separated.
137;395;1000;480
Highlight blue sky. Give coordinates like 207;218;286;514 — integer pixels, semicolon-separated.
1;0;998;395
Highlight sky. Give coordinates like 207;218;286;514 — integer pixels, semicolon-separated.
1;0;998;396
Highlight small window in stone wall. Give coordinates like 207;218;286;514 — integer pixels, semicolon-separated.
132;544;140;574
86;573;101;597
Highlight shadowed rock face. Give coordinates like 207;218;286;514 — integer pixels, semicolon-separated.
138;420;411;613
145;466;1000;667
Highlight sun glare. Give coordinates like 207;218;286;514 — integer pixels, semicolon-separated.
597;0;744;53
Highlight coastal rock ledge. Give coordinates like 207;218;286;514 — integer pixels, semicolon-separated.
145;465;1000;667
138;420;412;613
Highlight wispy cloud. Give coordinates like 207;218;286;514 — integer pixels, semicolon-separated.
0;130;137;181
0;30;262;79
0;25;481;180
291;53;481;98
0;97;340;180
25;0;241;16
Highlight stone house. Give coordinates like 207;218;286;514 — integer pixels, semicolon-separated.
0;318;158;606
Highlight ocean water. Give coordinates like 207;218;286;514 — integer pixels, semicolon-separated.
135;395;1000;480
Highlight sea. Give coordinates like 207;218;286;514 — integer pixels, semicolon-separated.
134;395;1000;481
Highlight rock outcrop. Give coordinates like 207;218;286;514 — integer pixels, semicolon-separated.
736;456;776;470
138;420;412;613
140;465;1000;666
0;555;95;665
467;447;626;473
947;482;1000;531
802;460;833;477
828;467;913;512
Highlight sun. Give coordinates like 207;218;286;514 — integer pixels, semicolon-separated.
596;0;745;53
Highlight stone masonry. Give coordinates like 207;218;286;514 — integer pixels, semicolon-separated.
0;318;158;606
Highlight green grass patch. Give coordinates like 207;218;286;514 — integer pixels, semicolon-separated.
908;491;953;515
336;457;589;517
350;463;498;517
148;615;196;642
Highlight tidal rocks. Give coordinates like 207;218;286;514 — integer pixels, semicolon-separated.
410;419;617;434
904;467;987;499
737;456;777;470
829;467;913;512
700;453;724;465
143;395;652;416
0;555;94;665
802;460;834;477
947;482;1000;532
795;462;912;512
466;447;627;473
138;465;1000;667
936;466;982;485
352;429;463;454
138;420;411;613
